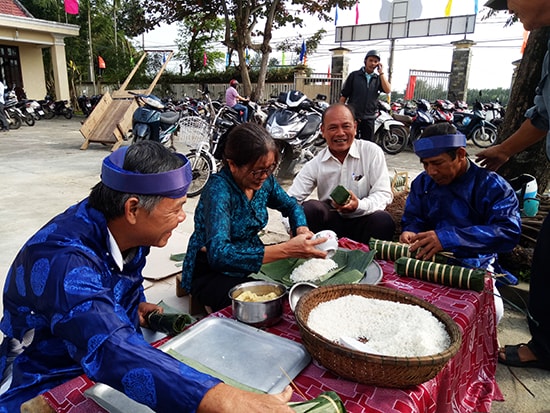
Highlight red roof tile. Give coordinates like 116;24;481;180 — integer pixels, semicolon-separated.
0;0;31;18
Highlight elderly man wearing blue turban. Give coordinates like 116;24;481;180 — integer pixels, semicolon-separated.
399;123;521;323
0;141;295;412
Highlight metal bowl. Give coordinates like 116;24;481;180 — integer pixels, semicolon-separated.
288;282;317;312
229;281;286;327
228;281;287;327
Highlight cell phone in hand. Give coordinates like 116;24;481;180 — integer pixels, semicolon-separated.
330;185;351;205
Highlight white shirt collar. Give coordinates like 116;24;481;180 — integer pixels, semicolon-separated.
107;228;124;271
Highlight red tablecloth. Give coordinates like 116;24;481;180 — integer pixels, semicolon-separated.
42;238;502;413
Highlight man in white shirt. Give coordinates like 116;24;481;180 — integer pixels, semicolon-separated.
0;79;9;132
287;103;395;244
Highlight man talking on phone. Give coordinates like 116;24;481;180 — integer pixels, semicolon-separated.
339;50;391;141
288;103;395;244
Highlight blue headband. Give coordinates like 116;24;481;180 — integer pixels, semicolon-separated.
101;146;193;198
413;133;467;159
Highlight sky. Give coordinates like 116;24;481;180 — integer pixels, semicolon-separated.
135;0;525;93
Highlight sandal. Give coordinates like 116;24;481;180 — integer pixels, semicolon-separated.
498;343;550;371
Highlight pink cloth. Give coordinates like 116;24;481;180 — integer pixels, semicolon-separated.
40;237;502;413
215;237;503;413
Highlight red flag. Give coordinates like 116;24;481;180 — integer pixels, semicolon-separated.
327;65;331;78
520;30;529;55
203;52;207;67
355;1;359;25
98;56;106;69
64;0;79;15
404;76;417;101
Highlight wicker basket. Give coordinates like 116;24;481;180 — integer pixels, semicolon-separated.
294;284;462;388
176;116;210;147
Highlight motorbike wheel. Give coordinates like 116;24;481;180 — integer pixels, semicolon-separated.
381;126;408;155
63;108;74;119
471;127;497;148
9;115;22;130
24;114;35;127
185;149;215;197
43;107;55;120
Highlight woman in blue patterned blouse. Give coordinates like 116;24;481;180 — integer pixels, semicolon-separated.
181;123;327;311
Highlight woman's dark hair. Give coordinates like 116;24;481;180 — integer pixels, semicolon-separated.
89;141;184;220
223;123;279;167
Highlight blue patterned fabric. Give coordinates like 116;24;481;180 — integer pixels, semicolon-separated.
401;161;521;269
181;167;307;291
0;199;220;412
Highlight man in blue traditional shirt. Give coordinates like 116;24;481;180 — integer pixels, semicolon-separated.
0;141;294;412
477;0;550;371
400;123;521;323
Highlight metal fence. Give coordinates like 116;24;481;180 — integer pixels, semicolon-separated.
404;69;450;102
295;73;343;104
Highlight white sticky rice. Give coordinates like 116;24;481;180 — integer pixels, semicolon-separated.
290;258;338;283
307;294;450;357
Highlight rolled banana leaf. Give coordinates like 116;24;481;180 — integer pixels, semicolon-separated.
147;311;195;336
394;257;485;292
289;391;347;413
369;239;448;263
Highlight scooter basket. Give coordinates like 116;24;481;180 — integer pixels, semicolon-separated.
176;116;210;147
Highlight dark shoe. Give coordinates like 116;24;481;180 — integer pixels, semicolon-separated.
498;343;550;371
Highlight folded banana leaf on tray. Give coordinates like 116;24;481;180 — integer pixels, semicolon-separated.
289;391;347;413
250;249;376;288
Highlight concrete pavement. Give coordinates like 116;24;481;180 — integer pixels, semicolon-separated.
1;117;549;412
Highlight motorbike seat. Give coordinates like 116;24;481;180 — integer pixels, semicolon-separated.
160;111;180;124
392;113;412;126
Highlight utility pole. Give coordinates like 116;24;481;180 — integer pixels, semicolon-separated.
87;1;96;94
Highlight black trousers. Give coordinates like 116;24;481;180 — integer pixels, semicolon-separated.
0;103;9;130
357;118;375;142
302;199;395;245
528;214;550;362
190;250;247;312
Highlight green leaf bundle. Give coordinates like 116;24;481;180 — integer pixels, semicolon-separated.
369;239;448;263
289;391;347;413
394;257;485;292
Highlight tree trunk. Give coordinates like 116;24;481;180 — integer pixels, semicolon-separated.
497;27;550;193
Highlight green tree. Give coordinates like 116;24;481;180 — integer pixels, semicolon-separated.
277;29;327;65
142;0;356;101
175;16;225;73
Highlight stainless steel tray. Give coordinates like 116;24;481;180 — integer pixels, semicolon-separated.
158;317;311;393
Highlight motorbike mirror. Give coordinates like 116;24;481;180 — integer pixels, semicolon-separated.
316;94;327;101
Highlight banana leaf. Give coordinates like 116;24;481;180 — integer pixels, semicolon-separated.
369;239;448;263
289;391;347;413
250;249;375;288
394;257;485;292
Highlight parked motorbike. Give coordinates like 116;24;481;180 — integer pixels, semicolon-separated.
373;100;408;154
452;100;497;148
3;91;26;129
77;91;102;117
431;99;454;124
39;95;73;119
265;90;327;177
400;98;434;145
129;93;184;149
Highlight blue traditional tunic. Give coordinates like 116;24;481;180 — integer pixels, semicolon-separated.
401;161;521;269
0;199;220;412
181;167;307;292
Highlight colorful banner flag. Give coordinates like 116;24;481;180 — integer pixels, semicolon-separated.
203;51;207;67
282;51;286;66
245;46;250;65
520;30;529;55
444;0;452;17
355;1;359;25
98;56;106;69
64;0;79;15
404;76;417;101
225;52;230;67
474;0;479;14
299;40;306;63
335;5;339;26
